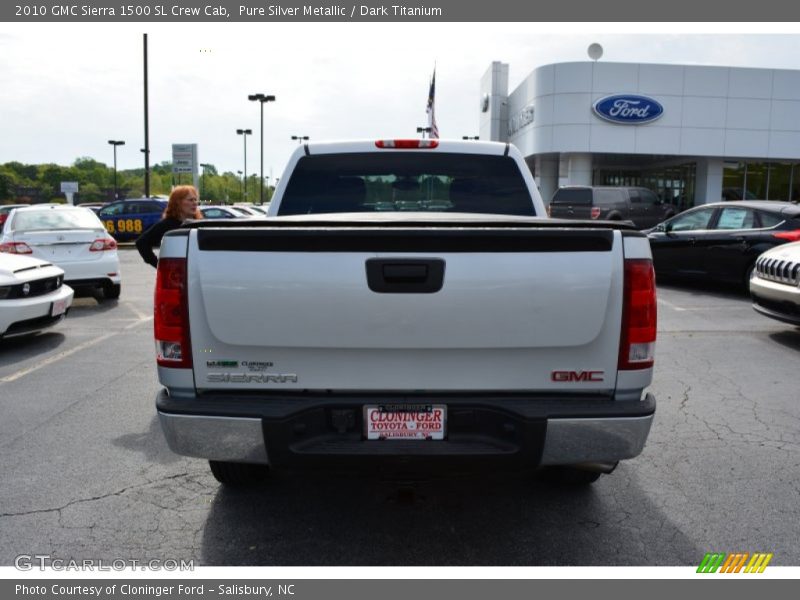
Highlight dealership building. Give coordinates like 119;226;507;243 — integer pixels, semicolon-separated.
480;60;800;210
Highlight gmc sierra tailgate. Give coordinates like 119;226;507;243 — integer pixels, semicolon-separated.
187;220;625;393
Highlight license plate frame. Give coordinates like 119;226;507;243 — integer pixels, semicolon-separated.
50;298;68;317
364;404;447;440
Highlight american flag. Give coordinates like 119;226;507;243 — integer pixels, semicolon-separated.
426;69;440;139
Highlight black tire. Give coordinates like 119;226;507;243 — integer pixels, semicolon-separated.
537;466;604;485
209;460;269;487
103;283;121;300
743;264;755;289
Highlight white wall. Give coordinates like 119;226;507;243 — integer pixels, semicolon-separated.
506;61;800;161
479;62;509;143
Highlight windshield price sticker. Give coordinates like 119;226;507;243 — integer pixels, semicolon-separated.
365;405;446;440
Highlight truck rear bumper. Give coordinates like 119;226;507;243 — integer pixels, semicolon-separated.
156;390;655;470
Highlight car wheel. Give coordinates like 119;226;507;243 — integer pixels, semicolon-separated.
103;283;121;300
537;466;605;485
208;460;270;487
743;264;755;289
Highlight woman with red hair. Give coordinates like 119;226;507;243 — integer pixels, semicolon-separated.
135;185;202;268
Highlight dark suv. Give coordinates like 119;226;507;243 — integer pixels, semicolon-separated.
549;186;678;229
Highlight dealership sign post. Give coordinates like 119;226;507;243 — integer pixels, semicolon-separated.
60;181;79;205
171;143;199;189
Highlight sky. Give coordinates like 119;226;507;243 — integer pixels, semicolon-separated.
2;23;800;182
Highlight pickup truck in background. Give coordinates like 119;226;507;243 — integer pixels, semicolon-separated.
154;140;657;487
549;185;678;229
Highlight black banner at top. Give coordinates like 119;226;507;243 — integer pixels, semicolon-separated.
2;0;800;22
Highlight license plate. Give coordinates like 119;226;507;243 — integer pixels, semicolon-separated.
364;404;446;440
51;298;68;317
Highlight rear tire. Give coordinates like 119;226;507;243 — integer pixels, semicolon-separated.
103;283;121;300
744;264;755;289
537;466;604;485
209;460;270;487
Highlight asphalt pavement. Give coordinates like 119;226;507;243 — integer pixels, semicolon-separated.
0;249;798;566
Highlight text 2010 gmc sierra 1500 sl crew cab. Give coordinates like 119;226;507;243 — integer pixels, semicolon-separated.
154;140;657;486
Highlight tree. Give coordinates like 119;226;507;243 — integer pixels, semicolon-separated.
0;166;19;201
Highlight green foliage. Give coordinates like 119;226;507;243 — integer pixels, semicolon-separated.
0;158;275;206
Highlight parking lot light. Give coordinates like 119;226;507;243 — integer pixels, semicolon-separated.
248;94;276;205
236;129;252;199
108;140;125;199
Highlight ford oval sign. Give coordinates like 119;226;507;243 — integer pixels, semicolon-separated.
593;95;663;124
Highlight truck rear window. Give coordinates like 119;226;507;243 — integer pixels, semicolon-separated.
277;153;536;216
551;189;592;205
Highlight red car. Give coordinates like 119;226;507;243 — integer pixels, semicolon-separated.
0;204;30;228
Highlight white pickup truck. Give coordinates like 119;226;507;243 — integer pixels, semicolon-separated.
154;140;657;486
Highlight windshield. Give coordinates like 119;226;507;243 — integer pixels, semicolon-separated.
10;207;104;231
278;152;535;216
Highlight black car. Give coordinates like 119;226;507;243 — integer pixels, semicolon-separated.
646;201;800;286
550;186;678;229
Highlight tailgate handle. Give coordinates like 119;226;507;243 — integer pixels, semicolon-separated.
383;264;428;282
366;259;445;293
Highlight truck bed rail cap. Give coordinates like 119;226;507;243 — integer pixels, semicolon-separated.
181;212;640;232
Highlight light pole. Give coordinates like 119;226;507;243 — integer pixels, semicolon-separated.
416;127;431;139
248;93;276;205
462;136;480;140
236;170;243;201
291;135;309;144
143;34;151;198
236;129;252;199
108;140;125;199
139;148;150;196
199;163;211;200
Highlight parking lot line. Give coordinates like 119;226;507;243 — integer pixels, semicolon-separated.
656;298;686;312
123;301;150;321
0;316;152;384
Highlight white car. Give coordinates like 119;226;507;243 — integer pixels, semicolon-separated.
0;253;74;339
233;203;268;216
0;204;121;300
750;241;800;326
199;205;252;219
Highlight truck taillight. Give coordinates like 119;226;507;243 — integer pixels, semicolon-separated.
375;139;439;149
590;207;601;219
154;257;192;369
619;259;657;370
